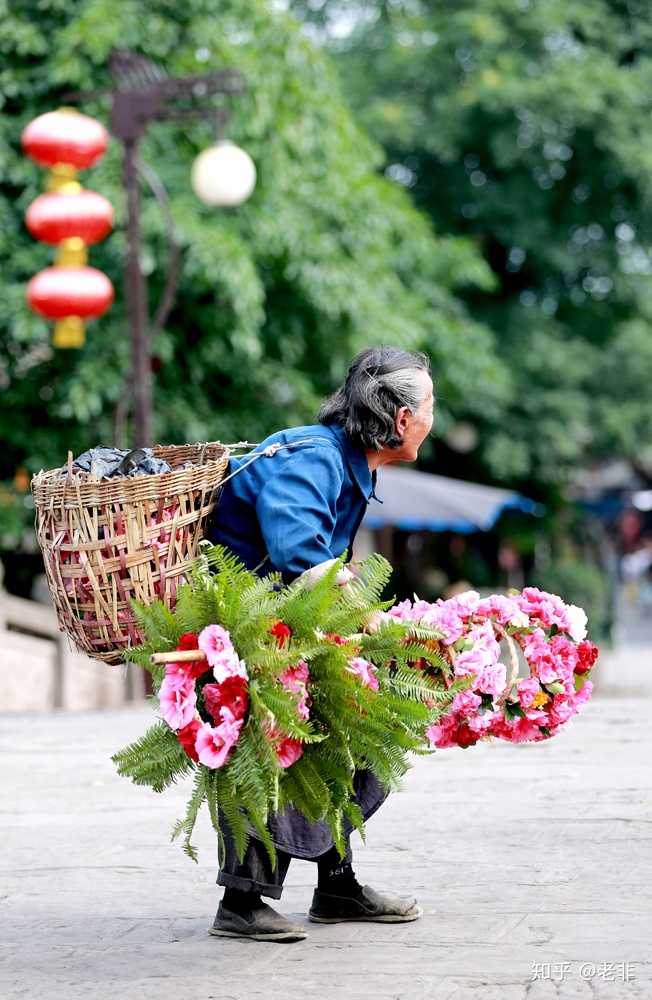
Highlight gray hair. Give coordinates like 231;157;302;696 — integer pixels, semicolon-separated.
318;346;432;451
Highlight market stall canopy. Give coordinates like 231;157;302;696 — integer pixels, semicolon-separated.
364;466;542;533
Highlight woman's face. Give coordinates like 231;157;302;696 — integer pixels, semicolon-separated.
393;371;435;462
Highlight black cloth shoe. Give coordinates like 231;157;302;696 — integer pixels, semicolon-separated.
308;884;423;924
209;900;308;942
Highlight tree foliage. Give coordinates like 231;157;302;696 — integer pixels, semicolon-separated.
290;0;652;485
0;0;506;510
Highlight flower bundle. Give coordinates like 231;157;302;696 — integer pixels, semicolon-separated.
382;588;598;748
112;546;597;866
158;624;311;772
112;545;467;865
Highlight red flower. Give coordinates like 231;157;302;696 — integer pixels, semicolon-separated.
574;640;599;674
177;718;201;762
325;632;348;646
177;632;200;651
270;621;292;648
172;632;208;679
454;722;479;748
203;676;249;723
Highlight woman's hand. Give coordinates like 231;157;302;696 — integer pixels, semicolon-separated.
297;558;356;589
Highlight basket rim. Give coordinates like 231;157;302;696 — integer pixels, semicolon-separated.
31;441;230;498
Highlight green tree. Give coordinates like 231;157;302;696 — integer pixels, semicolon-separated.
290;0;652;486
0;0;506;510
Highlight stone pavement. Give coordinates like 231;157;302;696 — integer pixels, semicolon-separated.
1;693;650;1000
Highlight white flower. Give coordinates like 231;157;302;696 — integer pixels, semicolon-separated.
509;609;530;628
212;653;248;684
565;604;588;642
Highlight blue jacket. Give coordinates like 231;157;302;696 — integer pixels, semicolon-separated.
204;423;382;582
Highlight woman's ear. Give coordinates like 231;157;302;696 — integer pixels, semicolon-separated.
395;405;411;437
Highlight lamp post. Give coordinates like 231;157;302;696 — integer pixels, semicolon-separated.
64;50;256;447
106;50;256;448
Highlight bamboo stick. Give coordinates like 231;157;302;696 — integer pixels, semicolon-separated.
150;649;207;664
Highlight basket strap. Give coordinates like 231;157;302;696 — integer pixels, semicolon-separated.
495;627;520;707
215;437;328;490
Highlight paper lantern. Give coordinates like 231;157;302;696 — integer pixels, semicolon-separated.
27;267;114;348
26;190;114;246
191;140;256;206
21;109;109;170
22;108;114;348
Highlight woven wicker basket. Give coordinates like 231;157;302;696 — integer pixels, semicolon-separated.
31;442;230;664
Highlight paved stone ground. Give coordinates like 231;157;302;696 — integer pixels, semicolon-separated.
1;691;650;1000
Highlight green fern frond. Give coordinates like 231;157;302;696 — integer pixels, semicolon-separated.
130;598;178;647
111;721;193;792
170;769;207;864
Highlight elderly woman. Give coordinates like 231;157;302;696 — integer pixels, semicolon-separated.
205;345;434;941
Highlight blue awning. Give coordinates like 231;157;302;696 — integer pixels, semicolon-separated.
363;465;542;533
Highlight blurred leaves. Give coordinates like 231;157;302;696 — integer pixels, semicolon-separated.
290;0;652;485
1;0;504;488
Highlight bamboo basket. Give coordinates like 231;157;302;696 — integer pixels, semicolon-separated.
31;442;230;665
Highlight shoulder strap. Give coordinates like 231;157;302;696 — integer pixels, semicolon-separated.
216;437;332;490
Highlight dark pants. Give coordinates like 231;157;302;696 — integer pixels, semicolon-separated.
216;818;353;900
216;772;388;899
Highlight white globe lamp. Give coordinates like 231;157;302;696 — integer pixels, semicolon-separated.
191;140;256;207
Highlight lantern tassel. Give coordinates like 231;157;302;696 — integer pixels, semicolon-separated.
53;316;85;349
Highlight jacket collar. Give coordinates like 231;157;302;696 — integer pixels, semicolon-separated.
324;423;382;504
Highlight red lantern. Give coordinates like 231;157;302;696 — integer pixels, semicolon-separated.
27;267;114;318
23;107;114;348
27;267;114;348
21;110;108;170
26;190;114;246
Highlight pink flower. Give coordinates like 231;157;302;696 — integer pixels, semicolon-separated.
198;625;248;684
516;676;541;709
543;679;594;731
386;599;416;623
346;656;379;691
261;718;306;768
468;709;499;735
516;587;570;632
159;672;197;731
217;705;244;746
546;695;576;727
441;590;481;618
419;604;465;645
451;688;482;715
195;707;243;768
520;629;560;684
453;648;486;678
280;661;311;720
197;625;237;679
476;595;529;628
549;634;578;675
386;598;464;643
275;737;304;768
474;661;507;697
574;678;593;705
468;622;502;661
164;657;209;682
195;723;232;768
454;623;502;680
